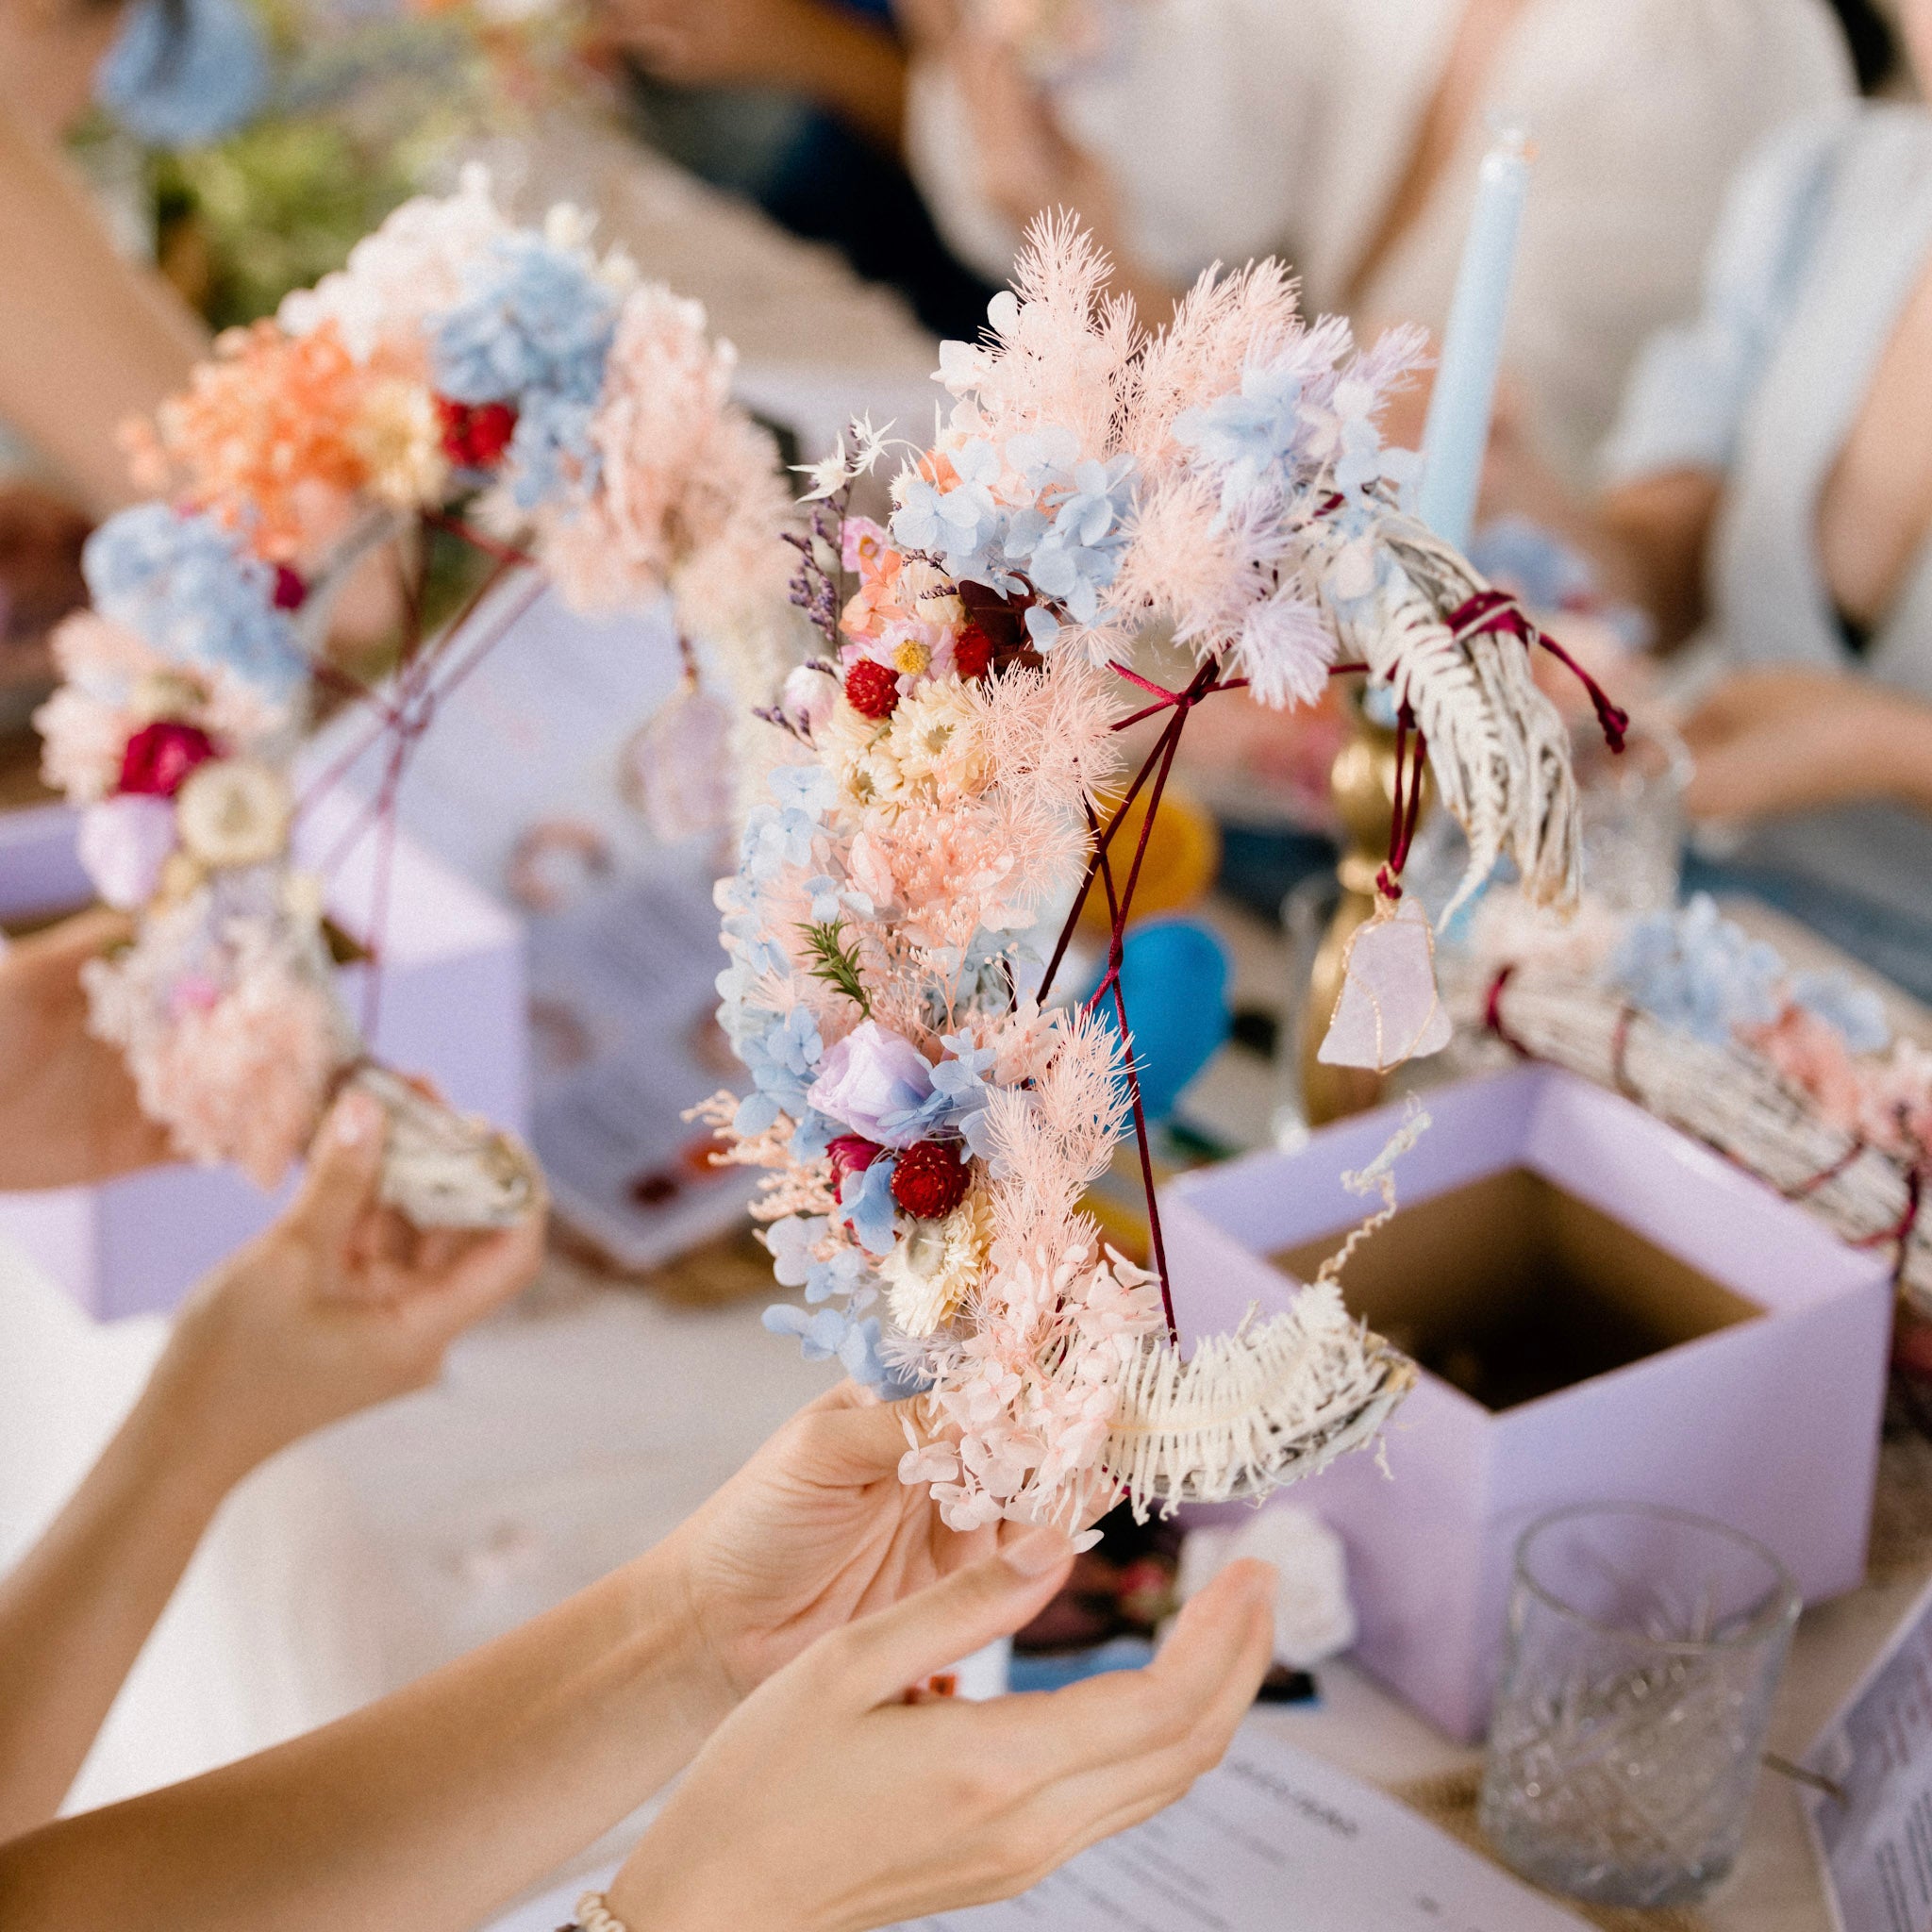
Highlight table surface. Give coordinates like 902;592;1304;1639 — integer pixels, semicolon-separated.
1;1207;1919;1932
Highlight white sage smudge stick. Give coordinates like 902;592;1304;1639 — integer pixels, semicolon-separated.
350;1064;541;1230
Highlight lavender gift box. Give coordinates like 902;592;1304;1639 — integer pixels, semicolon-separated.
0;798;526;1321
1161;1065;1891;1742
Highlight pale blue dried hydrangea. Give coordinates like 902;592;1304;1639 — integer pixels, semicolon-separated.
889;426;1136;639
431;233;621;510
733;1007;824;1137
1791;972;1890;1055
931;1032;1001;1157
841;1157;901;1257
766;1214;873;1304
82;506;306;702
1174;364;1318;509
1607;895;1783;1046
761;1304;888;1388
1006;452;1136;634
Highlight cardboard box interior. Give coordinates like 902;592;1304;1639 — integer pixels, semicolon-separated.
1273;1168;1764;1414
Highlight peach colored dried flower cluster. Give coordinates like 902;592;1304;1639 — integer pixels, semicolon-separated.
131;322;395;562
84;893;350;1186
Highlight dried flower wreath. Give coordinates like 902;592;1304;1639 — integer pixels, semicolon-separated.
709;219;1621;1540
38;168;798;1221
1473;893;1931;1314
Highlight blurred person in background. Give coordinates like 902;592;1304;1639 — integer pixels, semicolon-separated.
0;0;258;517
596;0;998;336
898;0;1856;491
0;0;254;706
1484;0;1932;997
891;0;1868;920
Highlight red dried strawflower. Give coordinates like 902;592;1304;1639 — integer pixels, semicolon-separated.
953;624;992;681
119;721;218;798
272;565;308;610
828;1134;886;1189
890;1140;972;1221
437;396;519;469
844;658;901;721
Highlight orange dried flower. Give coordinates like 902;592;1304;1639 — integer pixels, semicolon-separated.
151;322;382;562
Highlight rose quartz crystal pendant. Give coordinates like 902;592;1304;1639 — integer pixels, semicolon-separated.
1317;895;1452;1072
623;682;734;842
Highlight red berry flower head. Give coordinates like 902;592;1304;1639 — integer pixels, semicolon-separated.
890;1140;972;1221
119;720;218;798
272;565;308;611
953;624;992;682
844;658;901;721
437;396;519;470
827;1134;886;1189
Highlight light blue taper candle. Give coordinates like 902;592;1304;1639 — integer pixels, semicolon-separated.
1416;125;1532;554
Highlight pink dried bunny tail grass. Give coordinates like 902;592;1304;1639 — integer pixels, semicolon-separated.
1124;258;1310;459
948;212;1141;457
983;1005;1130;1252
979;648;1124;822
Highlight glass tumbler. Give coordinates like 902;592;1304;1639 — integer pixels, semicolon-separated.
1478;1503;1799;1908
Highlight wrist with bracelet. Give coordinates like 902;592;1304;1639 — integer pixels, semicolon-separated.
558;1894;629;1932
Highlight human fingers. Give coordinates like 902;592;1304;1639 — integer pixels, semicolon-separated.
1683;719;1865;824
1003;1570;1275;1866
285;1089;387;1250
988;1558;1275;1781
923;1569;1274;1908
779;1389;925;1489
15;905;133;975
825;1533;1078;1707
392;1208;546;1342
1682;667;1838;746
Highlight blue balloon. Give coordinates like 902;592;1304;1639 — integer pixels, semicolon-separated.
1089;918;1233;1124
95;0;269;148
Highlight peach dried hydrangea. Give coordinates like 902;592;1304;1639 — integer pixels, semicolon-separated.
83;900;349;1186
139;322;388;561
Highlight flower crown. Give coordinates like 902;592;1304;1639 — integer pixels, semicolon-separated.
715;219;1605;1539
39;169;797;1219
